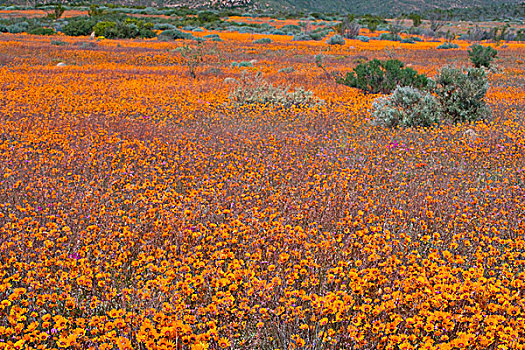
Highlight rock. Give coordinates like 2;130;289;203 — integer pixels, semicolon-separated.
90;31;95;40
464;129;479;141
249;59;257;65
56;62;67;67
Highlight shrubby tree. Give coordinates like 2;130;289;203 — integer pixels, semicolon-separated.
468;44;497;68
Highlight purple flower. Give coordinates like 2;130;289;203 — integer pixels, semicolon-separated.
389;140;399;149
69;253;80;260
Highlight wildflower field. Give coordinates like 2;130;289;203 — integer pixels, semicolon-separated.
0;28;525;350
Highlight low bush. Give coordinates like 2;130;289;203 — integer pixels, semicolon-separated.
372;86;442;128
203;34;222;41
436;42;459;49
153;23;176;31
292;33;311;41
231;61;253;68
378;33;402;41
337;59;429;94
468;44;497;68
278;66;295;73
158;28;195;41
230;72;322;108
326;34;345;45
355;35;370;42
63;18;96;36
7;22;28;34
28;27;55;36
373;66;491;128
51;40;68;46
434;66;490;124
253;37;272;44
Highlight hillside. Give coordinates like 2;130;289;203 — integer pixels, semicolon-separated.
261;0;524;15
4;0;525;16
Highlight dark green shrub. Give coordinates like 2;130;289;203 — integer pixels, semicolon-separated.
434;66;490;124
468;44;497;68
51;40;68;46
253;37;272;44
7;22;28;34
0;24;7;33
47;4;65;20
28;27;55;35
63;18;96;36
197;11;220;24
337;59;429;94
409;13;422;27
158;28;195;41
378;33;402;41
88;4;104;17
436;42;459;49
204;34;221;41
372;86;441;128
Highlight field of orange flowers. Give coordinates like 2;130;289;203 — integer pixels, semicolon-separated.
0;30;525;350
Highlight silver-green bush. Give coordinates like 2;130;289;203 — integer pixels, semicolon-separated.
372;66;491;128
326;34;345;45
372;86;442;128
230;72;322;108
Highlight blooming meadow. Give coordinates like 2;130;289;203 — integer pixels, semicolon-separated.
0;26;525;350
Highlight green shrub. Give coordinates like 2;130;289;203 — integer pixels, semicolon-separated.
292;33;311;41
28;27;55;35
326;34;345;45
203;34;222;41
7;22;28;34
436;42;459;49
337;59;429;94
356;35;370;42
253;37;272;44
434;66;490;124
401;37;415;44
372;86;442;128
51;40;68;46
0;24;7;33
231;61;253;68
63;18;96;36
93;21;116;37
409;13;422;27
278;66;295;73
230;71;322;108
468;44;497;68
158;28;195;41
93;19;154;39
378;33;401;41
